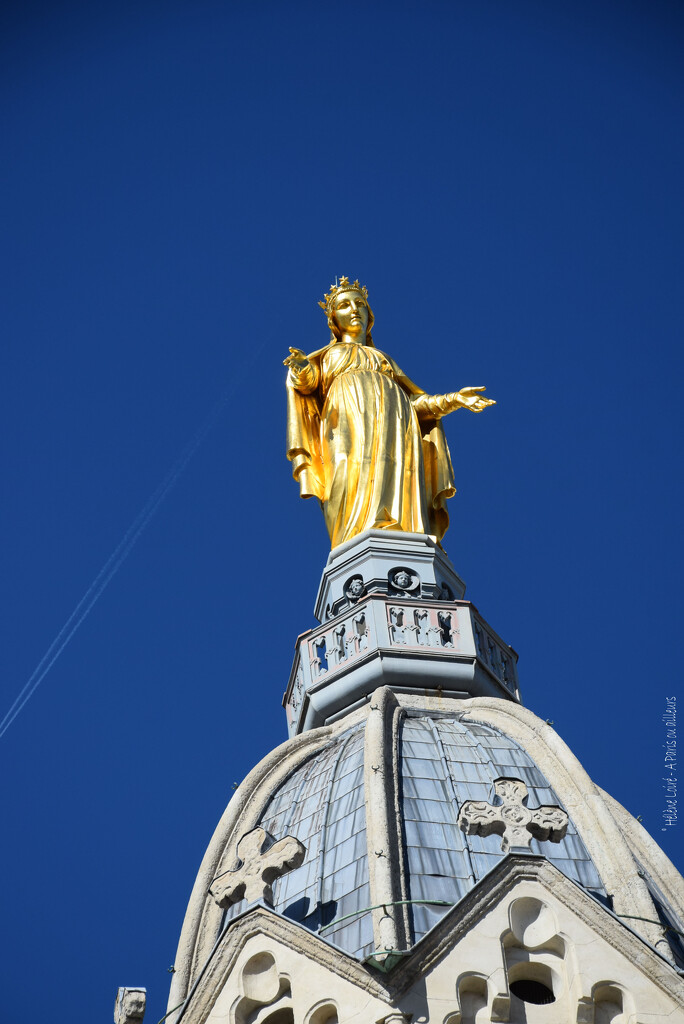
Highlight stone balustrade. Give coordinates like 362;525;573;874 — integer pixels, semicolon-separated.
284;595;519;736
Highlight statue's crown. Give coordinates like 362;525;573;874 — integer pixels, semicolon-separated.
318;276;368;316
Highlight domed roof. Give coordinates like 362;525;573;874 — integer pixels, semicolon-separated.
223;711;605;960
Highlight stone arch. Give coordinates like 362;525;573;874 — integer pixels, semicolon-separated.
451;972;489;1023
233;951;292;1024
305;1001;339;1024
260;1011;294;1024
591;981;636;1024
241;953;281;1002
501;896;567;1018
507;961;557;1005
508;896;560;951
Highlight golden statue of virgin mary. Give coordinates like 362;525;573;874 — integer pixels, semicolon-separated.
284;278;494;549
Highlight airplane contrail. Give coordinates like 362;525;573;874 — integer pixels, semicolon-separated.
0;361;260;740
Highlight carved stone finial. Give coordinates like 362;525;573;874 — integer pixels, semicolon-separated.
114;987;146;1024
209;826;306;908
457;777;569;853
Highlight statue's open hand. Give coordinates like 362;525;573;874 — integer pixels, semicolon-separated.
283;347;310;374
456;386;496;413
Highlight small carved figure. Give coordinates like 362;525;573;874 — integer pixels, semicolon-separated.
389;567;419;595
393;570;413;590
114;988;146;1024
345;576;366;601
285;278;494;549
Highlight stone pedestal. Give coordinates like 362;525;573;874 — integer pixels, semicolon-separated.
284;531;519;735
313;530;466;622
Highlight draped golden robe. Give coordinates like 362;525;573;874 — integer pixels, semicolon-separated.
286;341;456;549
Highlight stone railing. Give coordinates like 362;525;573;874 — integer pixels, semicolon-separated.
471;613;516;693
284;597;519;736
386;604;458;649
309;608;371;677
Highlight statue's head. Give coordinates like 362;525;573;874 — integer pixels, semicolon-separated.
319;276;375;346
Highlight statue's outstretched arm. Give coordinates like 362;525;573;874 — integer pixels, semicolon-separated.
412;386;495;417
284;348;319;394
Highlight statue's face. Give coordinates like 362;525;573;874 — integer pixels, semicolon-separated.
333;290;369;338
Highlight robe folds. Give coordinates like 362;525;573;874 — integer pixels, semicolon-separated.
286;340;456;549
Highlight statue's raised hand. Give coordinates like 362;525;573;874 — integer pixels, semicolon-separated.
456;386;496;413
283;347;310;374
412;386;496;419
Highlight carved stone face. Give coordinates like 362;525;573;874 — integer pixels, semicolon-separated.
333;290;369;339
348;578;364;597
393;571;412;590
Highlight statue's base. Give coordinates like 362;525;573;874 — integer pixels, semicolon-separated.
284;531;519;736
313;530;466;622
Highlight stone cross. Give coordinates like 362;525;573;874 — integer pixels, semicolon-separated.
210;826;306;908
457;777;569;853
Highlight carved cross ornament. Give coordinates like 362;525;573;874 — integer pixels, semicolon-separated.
458;777;569;853
210;826;306;908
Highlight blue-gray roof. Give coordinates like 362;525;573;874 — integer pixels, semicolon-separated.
400;715;604;940
223;712;605;960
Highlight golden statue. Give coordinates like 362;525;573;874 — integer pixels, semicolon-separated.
285;277;494;549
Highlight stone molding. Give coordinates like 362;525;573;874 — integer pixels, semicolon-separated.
598;784;684;924
176;907;391;1024
364;687;409;956
383;856;684;1002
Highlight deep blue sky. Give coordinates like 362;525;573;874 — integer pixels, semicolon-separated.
1;2;683;1021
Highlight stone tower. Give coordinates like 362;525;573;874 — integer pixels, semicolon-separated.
161;530;684;1024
